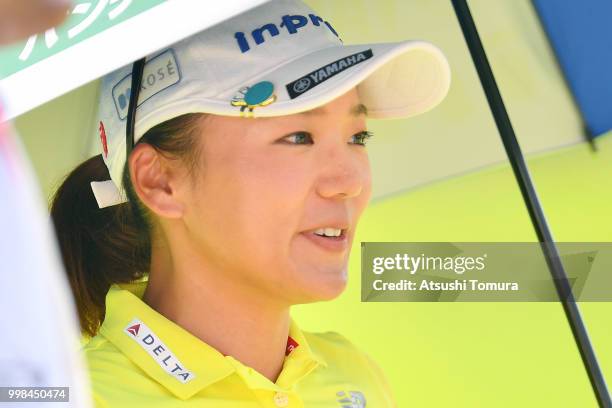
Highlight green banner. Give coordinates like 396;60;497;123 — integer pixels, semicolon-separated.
0;0;166;79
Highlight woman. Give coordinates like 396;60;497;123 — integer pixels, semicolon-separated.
51;0;450;406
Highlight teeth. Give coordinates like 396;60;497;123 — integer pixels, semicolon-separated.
314;228;342;237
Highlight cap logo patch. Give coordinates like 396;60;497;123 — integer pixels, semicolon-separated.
286;49;373;99
234;13;339;53
231;81;277;117
112;49;181;120
124;318;195;384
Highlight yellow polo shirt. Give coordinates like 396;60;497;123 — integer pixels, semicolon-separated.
83;281;396;407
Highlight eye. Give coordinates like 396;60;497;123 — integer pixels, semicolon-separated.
350;131;374;146
279;131;314;145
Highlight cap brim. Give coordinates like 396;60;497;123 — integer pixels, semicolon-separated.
249;40;452;119
135;41;450;142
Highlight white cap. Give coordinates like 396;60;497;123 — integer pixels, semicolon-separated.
91;0;451;209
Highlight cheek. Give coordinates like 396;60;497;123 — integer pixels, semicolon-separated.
237;153;312;233
192;150;314;261
362;162;373;204
353;156;373;219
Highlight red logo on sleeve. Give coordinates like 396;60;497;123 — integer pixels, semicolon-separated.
285;336;299;356
99;121;109;158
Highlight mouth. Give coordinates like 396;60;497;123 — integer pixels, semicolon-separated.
299;226;350;253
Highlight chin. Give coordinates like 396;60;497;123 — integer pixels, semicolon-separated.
292;268;349;304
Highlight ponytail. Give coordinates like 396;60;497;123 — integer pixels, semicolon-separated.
50;155;150;337
50;113;204;337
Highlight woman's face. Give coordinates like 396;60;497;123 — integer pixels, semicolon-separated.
180;88;372;305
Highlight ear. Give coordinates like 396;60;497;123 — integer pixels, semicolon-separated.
128;143;186;218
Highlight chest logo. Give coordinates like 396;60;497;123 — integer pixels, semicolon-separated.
336;390;367;408
124;318;195;384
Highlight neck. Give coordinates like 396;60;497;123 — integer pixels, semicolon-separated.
143;232;290;383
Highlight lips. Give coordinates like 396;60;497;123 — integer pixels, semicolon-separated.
299;225;350;253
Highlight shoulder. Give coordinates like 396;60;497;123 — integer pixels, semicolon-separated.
303;330;379;370
82;334;163;408
302;330;397;407
82;335;129;408
82;334;130;376
303;330;364;359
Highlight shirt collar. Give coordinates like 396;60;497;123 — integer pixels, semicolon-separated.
98;280;327;399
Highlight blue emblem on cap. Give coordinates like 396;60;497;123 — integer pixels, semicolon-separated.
231;81;277;117
244;81;274;105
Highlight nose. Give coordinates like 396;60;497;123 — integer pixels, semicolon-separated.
315;146;370;200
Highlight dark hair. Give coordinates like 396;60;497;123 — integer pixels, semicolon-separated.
50;113;204;337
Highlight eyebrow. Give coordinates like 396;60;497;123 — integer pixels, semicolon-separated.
301;103;368;117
